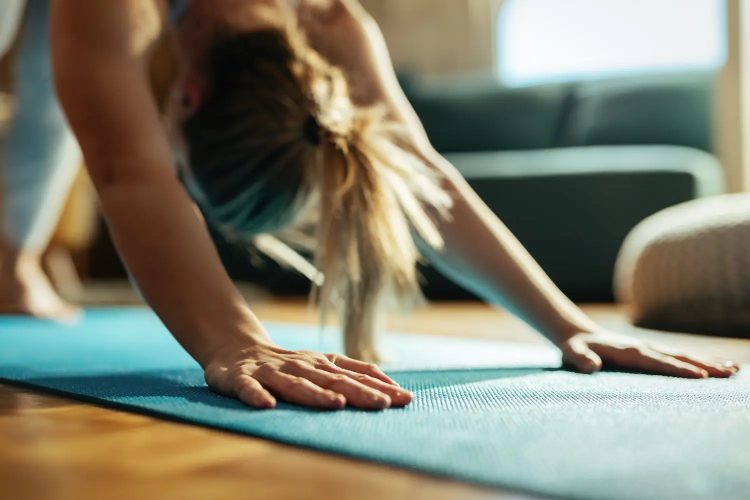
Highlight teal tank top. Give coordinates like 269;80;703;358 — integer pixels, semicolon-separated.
169;0;192;24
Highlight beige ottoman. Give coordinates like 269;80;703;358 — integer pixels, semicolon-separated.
614;193;750;335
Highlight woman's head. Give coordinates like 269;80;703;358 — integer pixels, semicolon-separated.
174;11;451;361
182;29;315;233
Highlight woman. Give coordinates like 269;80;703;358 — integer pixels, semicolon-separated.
35;0;741;410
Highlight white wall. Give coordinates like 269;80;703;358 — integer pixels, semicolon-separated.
360;0;503;76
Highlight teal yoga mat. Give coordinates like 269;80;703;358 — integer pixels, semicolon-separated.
1;308;748;499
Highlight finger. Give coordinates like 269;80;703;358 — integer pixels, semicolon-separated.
562;338;603;374
317;365;411;407
648;344;741;373
254;368;346;410
670;354;738;378
325;354;399;386
233;374;277;409
723;360;742;371
284;363;392;410
722;359;741;370
610;348;708;378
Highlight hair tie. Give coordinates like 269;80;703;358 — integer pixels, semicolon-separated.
303;115;322;146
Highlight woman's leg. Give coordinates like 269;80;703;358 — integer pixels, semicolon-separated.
0;0;82;317
0;0;26;57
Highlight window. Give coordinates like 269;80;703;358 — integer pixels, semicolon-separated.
498;0;726;87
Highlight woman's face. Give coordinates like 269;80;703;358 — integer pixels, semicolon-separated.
162;80;208;208
163;0;288;177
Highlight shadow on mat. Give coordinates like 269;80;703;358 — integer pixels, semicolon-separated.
392;367;553;390
20;367;555;411
24;369;246;411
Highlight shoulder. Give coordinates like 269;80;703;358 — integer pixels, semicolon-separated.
52;0;168;62
51;0;176;182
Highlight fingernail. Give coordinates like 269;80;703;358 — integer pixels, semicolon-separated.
325;391;344;401
698;369;709;378
373;394;391;406
582;360;599;374
259;397;276;409
327;394;346;408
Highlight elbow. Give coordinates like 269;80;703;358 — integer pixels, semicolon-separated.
87;159;177;217
86;154;173;194
92;169;142;218
86;158;137;193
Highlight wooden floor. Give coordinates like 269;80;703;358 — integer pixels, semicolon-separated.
2;296;749;500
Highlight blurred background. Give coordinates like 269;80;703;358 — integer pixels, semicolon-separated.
0;0;746;305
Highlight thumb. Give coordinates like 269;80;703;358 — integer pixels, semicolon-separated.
562;337;603;374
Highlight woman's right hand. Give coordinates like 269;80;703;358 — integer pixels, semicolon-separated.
203;336;413;410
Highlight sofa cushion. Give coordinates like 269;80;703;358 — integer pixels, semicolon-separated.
559;72;714;151
408;82;571;153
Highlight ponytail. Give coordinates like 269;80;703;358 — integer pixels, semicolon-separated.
313;110;451;360
297;26;452;359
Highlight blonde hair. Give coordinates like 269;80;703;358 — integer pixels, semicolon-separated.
183;20;451;361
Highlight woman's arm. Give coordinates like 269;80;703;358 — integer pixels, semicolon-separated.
50;0;411;410
417;155;740;378
302;0;739;378
52;0;260;369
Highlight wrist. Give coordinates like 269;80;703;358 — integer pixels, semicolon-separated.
188;311;273;369
541;313;601;346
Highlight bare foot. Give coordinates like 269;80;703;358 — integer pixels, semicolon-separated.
0;250;81;321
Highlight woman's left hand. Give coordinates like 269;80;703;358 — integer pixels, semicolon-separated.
558;330;740;378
